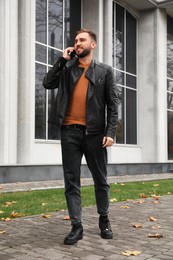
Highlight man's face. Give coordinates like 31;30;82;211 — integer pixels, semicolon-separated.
74;32;96;58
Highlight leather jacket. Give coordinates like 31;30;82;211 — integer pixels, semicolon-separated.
43;56;118;139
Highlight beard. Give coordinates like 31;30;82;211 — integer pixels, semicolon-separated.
77;47;91;58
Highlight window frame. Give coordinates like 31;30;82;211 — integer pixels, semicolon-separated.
35;0;81;141
112;1;138;145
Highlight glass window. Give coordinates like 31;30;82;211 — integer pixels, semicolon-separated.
35;64;46;139
167;15;173;160
113;2;137;145
35;0;81;140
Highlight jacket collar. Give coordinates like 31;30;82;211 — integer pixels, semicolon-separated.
66;58;96;85
85;60;96;85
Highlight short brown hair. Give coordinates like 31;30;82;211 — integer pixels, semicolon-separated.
75;29;97;43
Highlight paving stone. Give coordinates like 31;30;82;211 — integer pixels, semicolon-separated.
0;175;173;259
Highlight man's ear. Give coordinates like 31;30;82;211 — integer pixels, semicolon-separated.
91;41;97;49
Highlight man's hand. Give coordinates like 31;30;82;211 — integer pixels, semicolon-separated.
63;47;75;60
102;136;114;147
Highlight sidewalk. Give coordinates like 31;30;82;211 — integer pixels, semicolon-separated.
0;173;173;259
0;173;173;193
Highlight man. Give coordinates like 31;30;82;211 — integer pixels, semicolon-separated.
43;29;118;245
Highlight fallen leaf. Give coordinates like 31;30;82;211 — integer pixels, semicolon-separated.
153;184;160;187
110;198;117;203
133;200;145;204
42;214;52;218
152;195;160;200
153;200;161;204
148;216;157;222
1;217;11;222
122;250;142;256
41;203;48;206
0;211;4;214
133;224;143;228
140;193;148;198
151;225;161;230
120;183;126;186
120;205;129;209
4;201;17;206
0;230;6;234
113;189;121;193
62;215;70;220
10;212;23;218
148;233;163;238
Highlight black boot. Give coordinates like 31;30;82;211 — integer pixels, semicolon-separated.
64;223;83;245
99;215;113;239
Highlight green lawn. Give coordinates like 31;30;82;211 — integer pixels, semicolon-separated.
0;179;173;220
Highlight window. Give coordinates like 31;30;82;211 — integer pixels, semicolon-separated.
112;3;137;145
167;16;173;160
35;0;81;140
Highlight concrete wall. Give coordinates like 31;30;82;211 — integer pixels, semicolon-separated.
0;0;18;164
138;8;167;162
0;0;173;183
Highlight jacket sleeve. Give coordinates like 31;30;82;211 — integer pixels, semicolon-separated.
105;66;118;140
42;56;68;89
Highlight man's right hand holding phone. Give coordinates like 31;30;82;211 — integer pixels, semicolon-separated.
63;48;76;60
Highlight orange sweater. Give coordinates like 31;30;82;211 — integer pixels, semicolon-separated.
63;63;90;126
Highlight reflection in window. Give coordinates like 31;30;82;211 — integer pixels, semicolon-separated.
167;16;173;159
35;0;81;140
35;64;46;139
113;2;137;145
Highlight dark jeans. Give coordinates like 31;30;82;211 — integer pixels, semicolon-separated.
61;127;110;225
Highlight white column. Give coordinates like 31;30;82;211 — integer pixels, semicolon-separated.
138;9;167;162
17;0;35;163
103;0;113;66
155;8;167;161
0;0;18;164
82;0;104;61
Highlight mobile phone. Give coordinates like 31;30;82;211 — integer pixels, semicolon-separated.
68;50;76;60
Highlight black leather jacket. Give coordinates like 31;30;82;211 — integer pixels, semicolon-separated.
43;56;118;139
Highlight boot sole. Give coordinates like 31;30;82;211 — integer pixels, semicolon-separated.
64;234;83;245
101;233;113;239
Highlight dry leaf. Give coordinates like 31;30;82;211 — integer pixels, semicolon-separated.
120;205;129;209
0;230;6;234
4;201;17;206
133;224;142;228
42;214;52;218
153;200;161;204
120;183;126;186
151;225;161;230
113;189;121;193
10;212;23;218
148;216;157;222
0;211;4;214
148;233;163;238
110;198;117;203
133;200;145;204
152;195;160;200
1;217;11;222
153;184;160;187
41;203;48;206
140;193;148;198
122;250;142;256
62;215;70;220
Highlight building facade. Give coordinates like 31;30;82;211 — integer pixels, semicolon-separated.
0;0;173;182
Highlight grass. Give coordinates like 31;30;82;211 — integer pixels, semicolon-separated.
0;179;173;220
